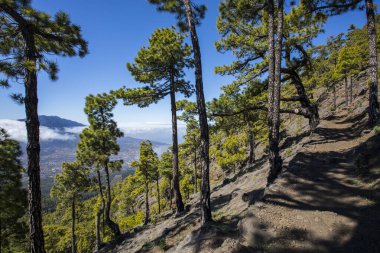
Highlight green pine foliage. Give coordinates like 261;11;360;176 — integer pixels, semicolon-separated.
114;27;194;106
4;2;380;252
0;128;28;252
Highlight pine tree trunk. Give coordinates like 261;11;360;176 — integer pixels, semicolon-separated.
350;76;353;104
95;211;101;252
170;71;185;213
193;144;197;194
104;163;121;236
71;197;76;253
248;130;255;164
267;0;275;136
144;181;150;225
267;0;284;186
345;76;349;106
289;71;320;131
96;171;104;251
169;179;173;210
366;0;379;126
156;178;161;214
183;0;212;224
23;28;45;253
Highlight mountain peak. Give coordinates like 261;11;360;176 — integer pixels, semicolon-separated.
18;115;85;129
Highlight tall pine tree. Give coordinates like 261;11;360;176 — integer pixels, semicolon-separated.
131;140;159;225
76;94;123;244
115;27;193;214
0;2;87;251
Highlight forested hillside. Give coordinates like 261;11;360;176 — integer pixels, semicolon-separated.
0;0;379;253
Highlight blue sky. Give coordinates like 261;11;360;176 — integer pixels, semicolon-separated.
0;0;368;126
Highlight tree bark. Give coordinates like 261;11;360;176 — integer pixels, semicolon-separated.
156;177;161;214
170;71;185;213
96;171;104;251
22;27;45;253
267;0;284;186
248;130;255;164
144;181;150;225
193;143;197;194
366;0;379;126
267;0;276;135
287;70;320;131
71;197;76;253
169;179;173;210
183;0;212;224
104;163;121;236
349;76;353;104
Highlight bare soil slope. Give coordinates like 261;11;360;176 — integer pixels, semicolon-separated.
106;83;380;253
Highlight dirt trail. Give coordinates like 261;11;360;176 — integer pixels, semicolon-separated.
110;106;380;253
237;109;380;253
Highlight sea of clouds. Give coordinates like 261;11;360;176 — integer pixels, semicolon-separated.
0;119;74;142
0;119;185;144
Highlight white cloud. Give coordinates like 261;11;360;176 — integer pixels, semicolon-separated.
64;126;86;134
0;119;75;142
119;122;186;143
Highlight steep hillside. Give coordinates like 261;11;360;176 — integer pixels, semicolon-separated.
103;79;380;253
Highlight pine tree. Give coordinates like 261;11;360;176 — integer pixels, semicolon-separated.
365;0;379;125
216;0;324;132
0;2;87;251
158;149;175;209
76;94;123;243
177;100;200;193
208;81;268;172
148;0;212;223
114;27;193;214
0;128;28;252
50;162;91;253
303;0;379;125
131;141;159;225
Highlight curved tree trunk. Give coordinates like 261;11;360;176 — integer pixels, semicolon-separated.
104;163;121;236
23;28;45;253
170;71;185;213
366;0;379;126
71;197;76;253
288;71;320;131
183;0;212;224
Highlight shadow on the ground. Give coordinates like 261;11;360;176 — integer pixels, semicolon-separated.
261;133;380;253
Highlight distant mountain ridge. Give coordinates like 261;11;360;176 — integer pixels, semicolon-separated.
15;115;170;196
18;115;85;128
